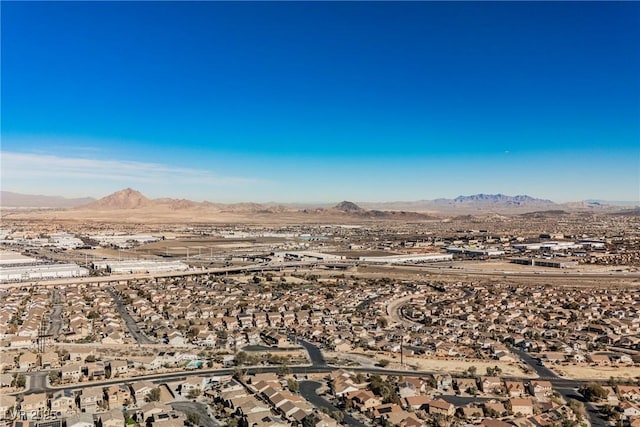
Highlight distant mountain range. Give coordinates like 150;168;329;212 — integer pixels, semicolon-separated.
1;189;637;218
0;191;95;208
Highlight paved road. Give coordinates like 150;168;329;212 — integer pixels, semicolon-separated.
512;348;607;427
299;380;367;427
107;287;155;344
28;371;49;393
48;304;63;339
291;336;326;367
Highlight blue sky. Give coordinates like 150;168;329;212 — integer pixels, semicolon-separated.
2;1;639;203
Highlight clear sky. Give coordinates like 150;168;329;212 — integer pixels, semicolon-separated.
2;1;639;203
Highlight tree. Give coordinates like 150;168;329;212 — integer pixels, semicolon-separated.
187;413;200;426
377;359;390;368
330;410;344;422
235;351;247;366
14;374;26;388
48;371;60;385
568;399;585;421
187;389;201;399
467;366;477;377
579;383;608;402
148;388;161;402
287;378;299;393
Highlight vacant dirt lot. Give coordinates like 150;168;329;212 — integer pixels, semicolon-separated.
551;365;640;380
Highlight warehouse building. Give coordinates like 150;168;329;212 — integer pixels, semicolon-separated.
0;250;39;266
92;260;189;274
510;258;578;268
445;247;505;257
0;263;89;282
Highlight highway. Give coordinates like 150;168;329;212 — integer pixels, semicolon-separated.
3;258;639;290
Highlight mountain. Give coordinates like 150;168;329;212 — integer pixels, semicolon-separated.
360;194;558;213
2;189;627;223
82;188;151;210
0;191;95;208
334;201;363;212
452;194;555;205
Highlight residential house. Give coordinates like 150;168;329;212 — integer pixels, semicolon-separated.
131;380;156;404
402;396;431;411
480;377;503;394
98;408;124;427
61;363;83;383
107;384;132;408
41;352;60;369
0;395;17;419
20;393;48;420
344;390;381;411
66;413;95;427
79;387;104;413
108;360;128;378
504;380;526;397
50;390;77;416
433;374;453;391
456;378;479;394
180;377;203;396
429;399;455;416
528;380;553;398
509;398;534;416
617;386;640;402
621;402;640;419
18;352;38;371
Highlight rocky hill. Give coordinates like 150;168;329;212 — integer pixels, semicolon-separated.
82;188;151;210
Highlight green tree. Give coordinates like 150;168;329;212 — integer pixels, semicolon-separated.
235;351;247;366
14;374;26;388
568;399;585;421
287;378;299;393
187;389;201;399
48;371;60;385
148;388;161;402
187;413;200;426
377;359;390;368
330;410;344;422
579;383;608;402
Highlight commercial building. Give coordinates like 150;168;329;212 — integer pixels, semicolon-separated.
0;250;38;266
510;258;578;268
92;260;189;274
0;263;89;282
445;247;505;257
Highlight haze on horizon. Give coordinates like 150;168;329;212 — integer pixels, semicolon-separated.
1;2;639;204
